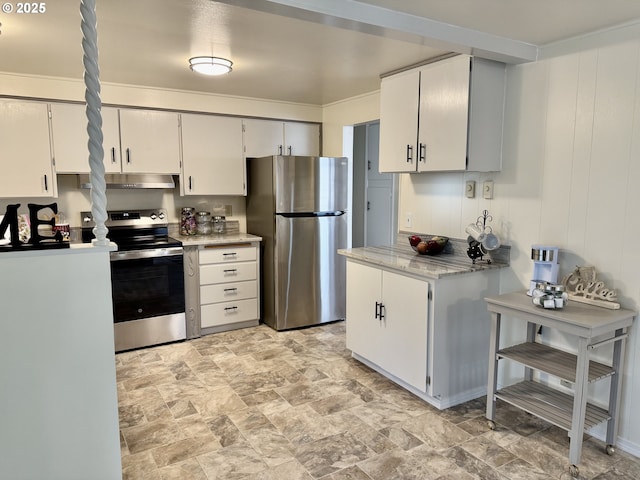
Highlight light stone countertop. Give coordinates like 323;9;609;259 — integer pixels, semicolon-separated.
338;242;509;280
176;232;262;247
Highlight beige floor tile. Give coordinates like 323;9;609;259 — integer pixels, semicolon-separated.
116;322;640;480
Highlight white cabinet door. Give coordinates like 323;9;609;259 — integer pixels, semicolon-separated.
379;69;420;173
418;56;470;172
284;122;320;156
346;261;384;364
244;119;321;157
181;114;245;195
243;119;282;157
119;109;181;174
0;99;55;197
380;270;429;392
50;103;121;173
346;261;430;393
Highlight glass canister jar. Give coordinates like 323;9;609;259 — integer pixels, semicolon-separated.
195;211;212;235
180;207;197;236
213;215;226;234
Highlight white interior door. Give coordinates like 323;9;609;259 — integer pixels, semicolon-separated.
364;122;397;246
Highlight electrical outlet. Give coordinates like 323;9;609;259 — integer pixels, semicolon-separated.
465;180;476;198
483;180;494;199
404;213;413;228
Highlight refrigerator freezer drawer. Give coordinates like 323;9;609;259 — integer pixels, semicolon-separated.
200;280;258;304
201;298;259;328
200;262;257;285
199;245;257;264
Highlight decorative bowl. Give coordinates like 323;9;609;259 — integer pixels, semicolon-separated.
408;235;449;255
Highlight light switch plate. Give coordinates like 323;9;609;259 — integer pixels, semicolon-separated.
483;181;494;199
465;181;476;198
404;213;413;228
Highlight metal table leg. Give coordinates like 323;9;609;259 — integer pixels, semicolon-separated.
605;327;627;453
569;336;590;469
486;311;501;428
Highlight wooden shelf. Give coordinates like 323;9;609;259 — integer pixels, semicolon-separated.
498;342;614;383
495;381;610;432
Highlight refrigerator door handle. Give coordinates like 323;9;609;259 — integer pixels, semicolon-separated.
277;211;346;218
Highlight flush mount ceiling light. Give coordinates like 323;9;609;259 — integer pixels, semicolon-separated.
189;56;233;76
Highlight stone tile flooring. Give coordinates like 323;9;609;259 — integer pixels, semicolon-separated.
117;321;640;479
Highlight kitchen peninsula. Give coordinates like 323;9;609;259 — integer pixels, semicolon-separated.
339;236;509;409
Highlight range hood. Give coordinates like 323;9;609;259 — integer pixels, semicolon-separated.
78;174;176;189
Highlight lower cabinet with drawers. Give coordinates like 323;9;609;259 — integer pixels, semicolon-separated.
184;240;261;336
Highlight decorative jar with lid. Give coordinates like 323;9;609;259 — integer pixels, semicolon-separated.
180;207;197;236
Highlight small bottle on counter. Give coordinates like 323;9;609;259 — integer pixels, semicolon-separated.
213;215;226;234
180;207;197;236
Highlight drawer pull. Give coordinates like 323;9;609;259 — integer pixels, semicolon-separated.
223;252;237;257
223;269;238;274
224;306;238;312
224;287;238;293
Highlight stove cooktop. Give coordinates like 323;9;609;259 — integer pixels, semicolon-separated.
80;209;182;250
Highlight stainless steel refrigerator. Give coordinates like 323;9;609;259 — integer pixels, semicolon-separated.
246;155;348;330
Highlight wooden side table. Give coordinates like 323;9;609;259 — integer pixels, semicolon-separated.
484;291;635;477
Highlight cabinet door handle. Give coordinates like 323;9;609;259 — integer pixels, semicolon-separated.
419;143;426;163
278;145;283;155
224;306;238;311
222;252;237;257
223;287;238;293
44;174;48;192
189;175;193;191
126;148;131;164
379;303;386;321
287;145;292;155
406;144;413;163
375;301;380;320
223;268;238;274
111;147;117;164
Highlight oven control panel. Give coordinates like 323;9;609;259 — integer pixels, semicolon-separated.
81;209;168;228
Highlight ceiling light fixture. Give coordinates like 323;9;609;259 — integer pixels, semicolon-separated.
189;56;233;76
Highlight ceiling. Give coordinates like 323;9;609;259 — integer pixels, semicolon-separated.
1;0;640;105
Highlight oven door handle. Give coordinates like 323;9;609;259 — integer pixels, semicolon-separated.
110;247;184;261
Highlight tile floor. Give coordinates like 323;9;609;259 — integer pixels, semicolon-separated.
116;321;640;480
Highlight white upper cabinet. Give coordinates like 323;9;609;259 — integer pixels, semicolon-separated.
379;70;421;172
379;55;505;173
243;119;320;157
50;103;121;173
181;114;245;196
119;109;181;174
283;121;320;156
0;99;56;198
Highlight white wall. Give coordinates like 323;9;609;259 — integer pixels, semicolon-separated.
0;246;121;479
325;41;640;455
322;91;381;157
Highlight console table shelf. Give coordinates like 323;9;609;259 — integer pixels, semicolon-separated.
498;342;614;383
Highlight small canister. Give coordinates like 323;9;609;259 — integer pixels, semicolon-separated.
180;207;197;236
213;215;226;234
195;211;212;235
532;282;568;309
